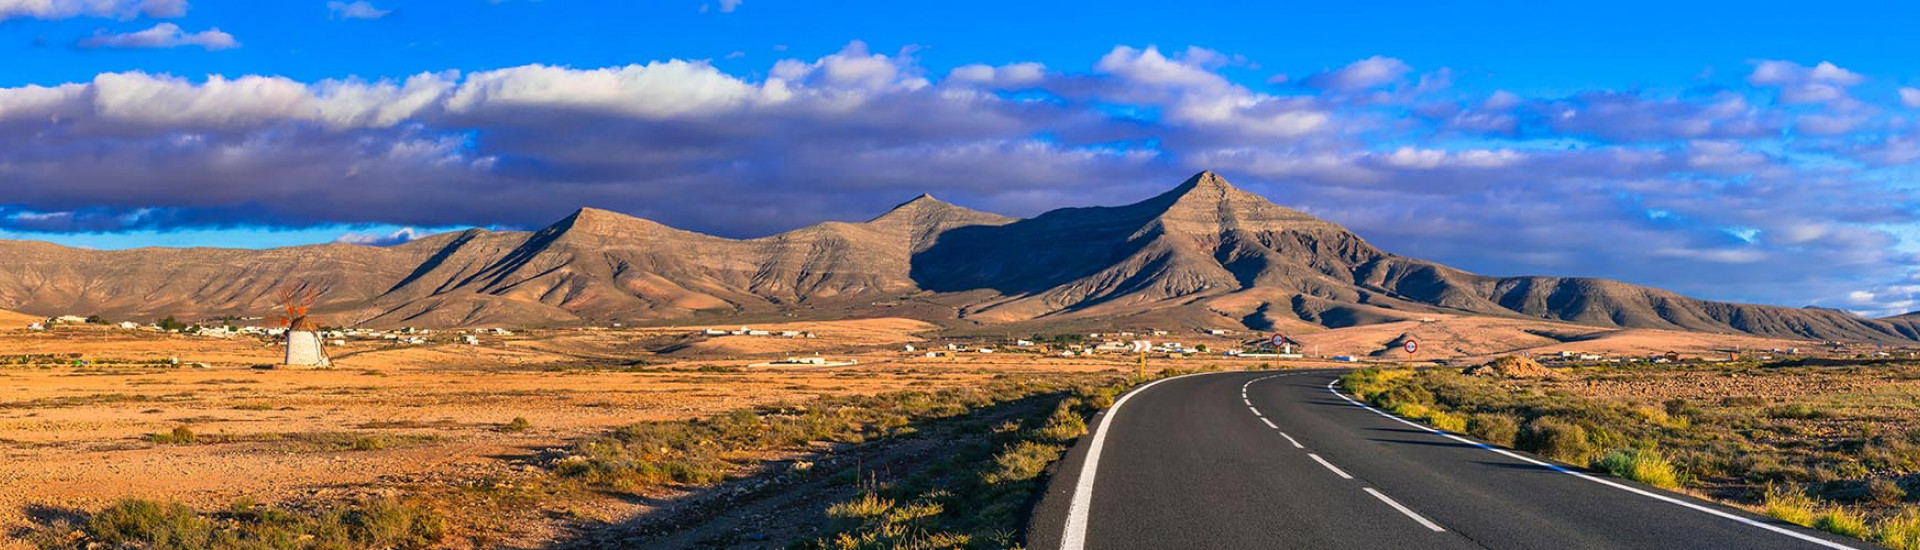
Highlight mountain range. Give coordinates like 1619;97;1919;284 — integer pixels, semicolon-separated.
4;171;1918;342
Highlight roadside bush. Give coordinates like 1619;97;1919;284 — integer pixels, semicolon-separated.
1594;448;1682;489
1376;384;1434;409
981;441;1061;485
1034;399;1088;442
1340;368;1413;402
1816;507;1870;538
1878;509;1920;550
1517;417;1592;464
1764;484;1820;527
1424;410;1468;433
1467;413;1520;447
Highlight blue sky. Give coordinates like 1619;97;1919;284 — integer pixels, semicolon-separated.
2;0;1919;314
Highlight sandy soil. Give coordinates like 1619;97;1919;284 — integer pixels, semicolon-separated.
0;309;38;330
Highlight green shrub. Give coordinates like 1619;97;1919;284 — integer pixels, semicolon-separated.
85;499;212;548
1877;509;1920;550
1594;448;1682;489
1425;410;1468;433
1764;484;1819;527
825;492;895;520
147;426;196;445
52;497;445;550
1467;413;1520;447
346;497;446;548
350;436;385;451
1815;507;1870;538
1871;479;1908;506
1034;399;1088;442
499;416;531;433
1517;417;1592;463
981;441;1062;485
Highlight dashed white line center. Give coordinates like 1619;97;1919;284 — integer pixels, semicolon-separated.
1364;488;1447;532
1307;453;1353;479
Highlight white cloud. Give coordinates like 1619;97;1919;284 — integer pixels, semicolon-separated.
719;0;740;12
335;227;428;246
327;1;389;19
78;22;237;50
770;41;928;92
1747;60;1863;104
1095;45;1229;91
946;62;1045;88
0;71;456;130
1095;45;1330;137
1901;87;1920;108
0;0;184;21
1304;56;1412;91
446;60;777;119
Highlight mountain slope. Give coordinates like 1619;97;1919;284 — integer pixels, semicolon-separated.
0;171;1909;343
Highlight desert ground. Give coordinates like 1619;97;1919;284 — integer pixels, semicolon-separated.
0;317;1143;548
0;309;1890;548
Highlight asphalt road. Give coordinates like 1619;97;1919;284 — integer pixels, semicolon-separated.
1027;369;1867;550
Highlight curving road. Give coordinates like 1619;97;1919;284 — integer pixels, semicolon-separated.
1027;369;1865;550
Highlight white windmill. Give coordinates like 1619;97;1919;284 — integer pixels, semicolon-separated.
276;286;331;367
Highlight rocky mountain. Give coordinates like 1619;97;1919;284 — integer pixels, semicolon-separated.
1;171;1915;342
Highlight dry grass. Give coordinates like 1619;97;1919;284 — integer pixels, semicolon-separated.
1343;362;1920;548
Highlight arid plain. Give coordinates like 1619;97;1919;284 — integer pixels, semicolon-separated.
1;306;1873;548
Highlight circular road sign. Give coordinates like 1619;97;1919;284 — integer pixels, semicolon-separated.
1271;334;1286;347
1403;339;1419;355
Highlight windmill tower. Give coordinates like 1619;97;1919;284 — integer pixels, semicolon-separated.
276;286;331;367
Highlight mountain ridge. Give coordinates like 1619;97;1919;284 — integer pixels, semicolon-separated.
1;171;1914;342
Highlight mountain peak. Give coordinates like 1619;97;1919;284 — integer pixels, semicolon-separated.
541;206;685;240
1180;170;1235;191
1143;170;1347;235
888;193;949;211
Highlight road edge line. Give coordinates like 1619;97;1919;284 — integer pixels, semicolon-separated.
1057;370;1218;550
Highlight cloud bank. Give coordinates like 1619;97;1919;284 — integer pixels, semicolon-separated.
0;43;1916;315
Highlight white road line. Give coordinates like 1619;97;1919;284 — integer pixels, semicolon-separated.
1248;406;1262;416
1364;488;1446;532
1323;379;1861;550
1278;431;1304;449
1059;371;1212;550
1259;417;1279;429
1308;453;1353;479
1243;398;1252;406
